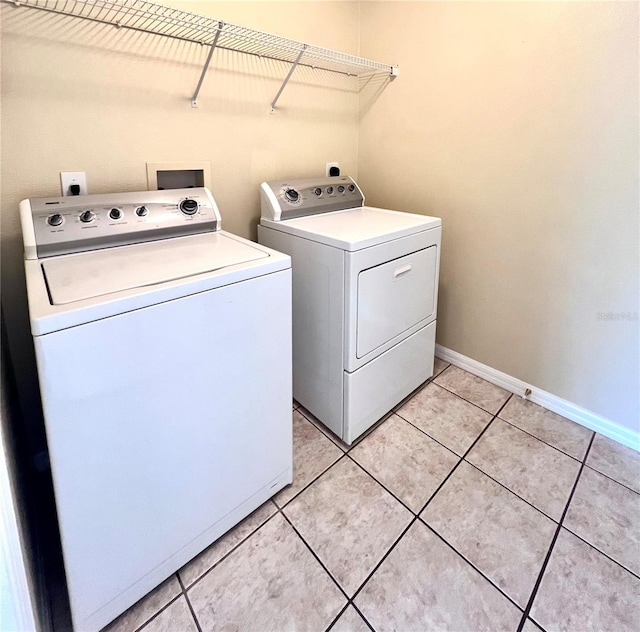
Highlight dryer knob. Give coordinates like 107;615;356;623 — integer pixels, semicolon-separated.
180;199;199;215
135;206;149;217
284;188;299;203
80;210;95;223
48;213;64;227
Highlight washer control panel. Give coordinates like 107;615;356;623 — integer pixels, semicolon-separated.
24;188;222;259
261;176;364;221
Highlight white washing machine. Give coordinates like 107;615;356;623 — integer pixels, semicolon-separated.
259;176;441;444
20;188;292;631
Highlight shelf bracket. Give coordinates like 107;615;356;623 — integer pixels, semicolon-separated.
270;45;306;113
191;21;223;108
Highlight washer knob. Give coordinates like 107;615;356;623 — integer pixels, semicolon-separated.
135;205;149;217
284;188;299;203
338;185;345;193
180;199;198;215
109;208;123;220
48;213;63;227
314;187;322;196
327;186;334;195
348;184;356;192
80;210;95;223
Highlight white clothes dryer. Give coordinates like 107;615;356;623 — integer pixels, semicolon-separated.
259;176;441;444
21;188;292;631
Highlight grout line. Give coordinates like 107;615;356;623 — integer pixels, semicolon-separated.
391;374;437;412
496;416;584;464
176;574;203;632
346;453;417;516
131;591;183;632
560;525;640;581
421;378;505;417
277;507;350;602
274;452;348;510
296;407;351;453
396;410;481;457
182;507;280;592
417;394;513;516
346;399;514;607
418;519;524;613
351;601;376;632
582;462;640;496
462;459;559;524
324;603;351;632
349;515;420;604
516;433;596;632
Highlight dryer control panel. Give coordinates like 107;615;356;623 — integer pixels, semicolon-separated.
21;188;221;259
261;176;364;222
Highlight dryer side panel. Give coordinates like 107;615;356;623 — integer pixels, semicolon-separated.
258;226;345;437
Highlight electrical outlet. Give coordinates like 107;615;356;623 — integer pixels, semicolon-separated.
60;171;88;196
326;162;340;177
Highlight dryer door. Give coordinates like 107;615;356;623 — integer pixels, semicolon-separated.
356;246;437;358
344;227;441;372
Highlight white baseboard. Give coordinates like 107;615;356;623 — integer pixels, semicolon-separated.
435;344;640;452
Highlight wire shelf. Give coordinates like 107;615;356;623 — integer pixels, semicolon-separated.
4;0;398;108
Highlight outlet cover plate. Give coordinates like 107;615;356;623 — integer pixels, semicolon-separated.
326;162;340;177
60;172;87;196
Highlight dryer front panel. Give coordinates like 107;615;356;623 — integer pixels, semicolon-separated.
345;227;441;372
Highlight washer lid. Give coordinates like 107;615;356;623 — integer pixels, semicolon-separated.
42;232;268;305
260;206;441;251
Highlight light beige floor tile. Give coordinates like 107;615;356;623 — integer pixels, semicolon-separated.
422;461;556;607
283;458;412;595
330;605;370;632
397;383;493;455
564;466;640;576
139;597;197;632
434;366;511;414
521;618;544;632
101;576;181;632
179;501;277;587
298;406;350;452
355;521;521;632
531;529;640;632
274;411;343;507
188;513;345;632
499;397;593;460
586;434;640;493
467;419;581;520
350;414;458;511
433;356;450;377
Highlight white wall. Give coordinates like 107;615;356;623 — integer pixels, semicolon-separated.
359;1;639;433
1;1;361;431
1;0;638;445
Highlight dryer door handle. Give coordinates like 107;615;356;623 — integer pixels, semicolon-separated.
393;264;412;279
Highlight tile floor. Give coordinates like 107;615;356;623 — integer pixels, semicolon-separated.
103;359;640;632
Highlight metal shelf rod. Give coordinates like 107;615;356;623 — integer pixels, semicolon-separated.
191;21;223;108
3;0;399;108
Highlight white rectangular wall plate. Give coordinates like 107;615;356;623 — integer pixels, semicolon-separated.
60;172;87;196
146;161;212;191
